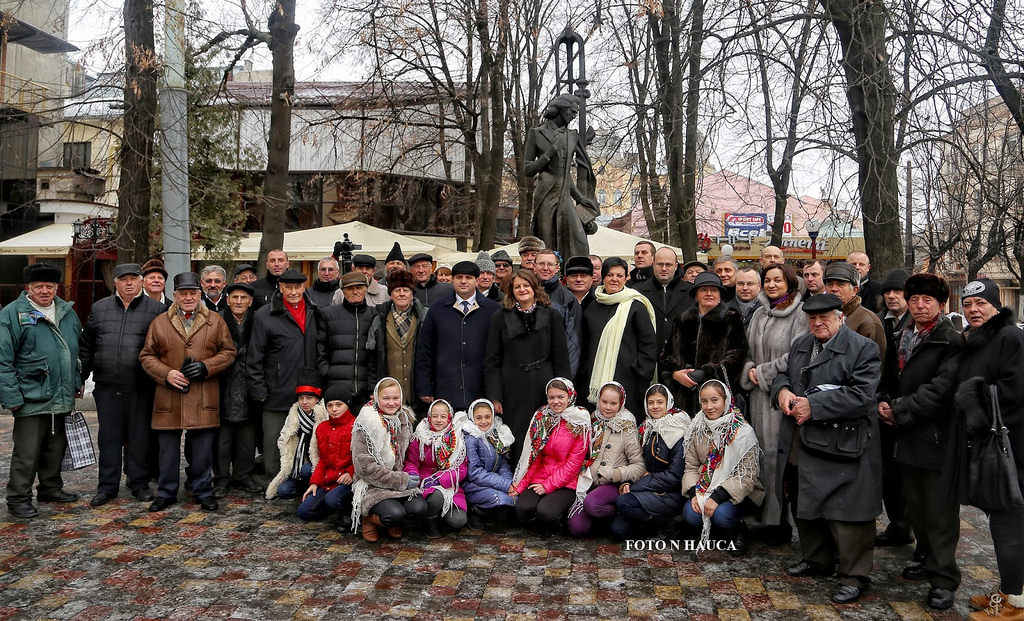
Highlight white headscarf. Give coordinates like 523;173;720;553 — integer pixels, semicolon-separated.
350;377;415;530
512;377;592;507
455;398;515;453
639;384;690;449
684;379;760;549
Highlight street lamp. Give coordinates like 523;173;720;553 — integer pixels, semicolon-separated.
805;218;821;262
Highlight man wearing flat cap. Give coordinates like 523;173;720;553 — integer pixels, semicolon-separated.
79;263;166;506
142;258;172;308
491;250;514;284
139;272;237;512
824;261;886;357
318;271;377;405
415;260;499;410
773;293;882;604
247;268;319;485
0;264;82;518
344;254;388;307
408;253;454;308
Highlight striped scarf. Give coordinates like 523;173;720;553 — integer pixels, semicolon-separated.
292;407;316;479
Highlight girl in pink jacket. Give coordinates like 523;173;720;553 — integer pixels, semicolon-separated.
404;399;468;537
510;377;590;533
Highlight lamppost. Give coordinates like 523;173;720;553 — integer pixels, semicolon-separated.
805;218;821;262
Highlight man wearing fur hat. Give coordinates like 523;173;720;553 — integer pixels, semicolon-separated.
0;264;83;519
876;273;962;610
517;236;544;271
367;270;427;406
139;272;237;512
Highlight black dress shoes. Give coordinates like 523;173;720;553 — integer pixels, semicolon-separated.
927;587;955;610
132;488;155;502
7;502;39;518
148;497;175;512
832;584;867;604
902;562;928;581
90;492;116;507
199;496;218;511
37;490;79;503
786;560;835;577
875;530;914;547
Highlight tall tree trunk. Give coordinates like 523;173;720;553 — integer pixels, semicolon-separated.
117;0;157;263
474;0;506;250
982;0;1024;137
677;0;703;259
821;0;902;273
257;0;298;276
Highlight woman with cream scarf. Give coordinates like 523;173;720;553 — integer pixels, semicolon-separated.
579;257;658;414
457;399;516;528
681;380;763;556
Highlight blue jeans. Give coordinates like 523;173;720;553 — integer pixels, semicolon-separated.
276;462;312;499
297;484;352;521
681;497;754;531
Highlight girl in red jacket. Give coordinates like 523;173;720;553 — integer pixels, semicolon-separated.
510;377;590;532
299;384;355;526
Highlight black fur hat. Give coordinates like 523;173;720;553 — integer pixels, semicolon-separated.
904;273;950;304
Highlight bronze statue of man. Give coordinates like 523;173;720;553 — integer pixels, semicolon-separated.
525;93;600;259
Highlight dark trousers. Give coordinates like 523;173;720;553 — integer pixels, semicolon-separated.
94;386;155;494
156;428;215;500
406;489;468;528
371;498;408;526
262;410;287;482
515;487;576;525
7;414;67;505
990;504;1024;595
879;426;910;538
902;464;960;590
214;420;256;483
787;463;874;587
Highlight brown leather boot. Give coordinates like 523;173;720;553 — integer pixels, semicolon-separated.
972;592;1000;611
967;592;1023;620
361;514;381;542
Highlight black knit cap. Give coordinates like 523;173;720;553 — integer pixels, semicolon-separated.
385;242;405;264
880;269;910;293
323;383;349;406
961;278;1002;308
904;273;950;304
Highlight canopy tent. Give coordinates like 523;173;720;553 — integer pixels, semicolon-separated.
0;223;74;257
491;226;684;261
202;221;440;262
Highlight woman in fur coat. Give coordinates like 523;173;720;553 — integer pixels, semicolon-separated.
738;263;806;542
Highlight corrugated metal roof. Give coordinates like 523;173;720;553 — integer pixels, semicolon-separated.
219;81;462;110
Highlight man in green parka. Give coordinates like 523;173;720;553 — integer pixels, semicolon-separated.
0;263;83;518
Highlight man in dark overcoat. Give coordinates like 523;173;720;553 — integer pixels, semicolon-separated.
772;293;882;604
878;274;961;611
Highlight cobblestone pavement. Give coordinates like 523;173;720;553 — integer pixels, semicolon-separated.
0;412;998;620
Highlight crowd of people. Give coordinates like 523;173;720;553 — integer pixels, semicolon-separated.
0;237;1021;619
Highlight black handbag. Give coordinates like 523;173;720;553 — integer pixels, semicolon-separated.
966;385;1024;511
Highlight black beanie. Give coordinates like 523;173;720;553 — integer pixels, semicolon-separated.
961;278;1002;309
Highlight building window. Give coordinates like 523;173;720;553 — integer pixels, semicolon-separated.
598;189;607;205
613;189;622;205
63;142;91;169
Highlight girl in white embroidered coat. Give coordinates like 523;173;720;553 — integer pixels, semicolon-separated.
350;377;419;542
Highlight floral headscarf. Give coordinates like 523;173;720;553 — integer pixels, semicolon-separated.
512;377;591;486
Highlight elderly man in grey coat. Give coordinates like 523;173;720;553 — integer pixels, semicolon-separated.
772;293;882;605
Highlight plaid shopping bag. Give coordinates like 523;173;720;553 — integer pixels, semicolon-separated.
61;411;96;471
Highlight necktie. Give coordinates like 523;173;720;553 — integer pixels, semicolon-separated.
461;301;470;315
